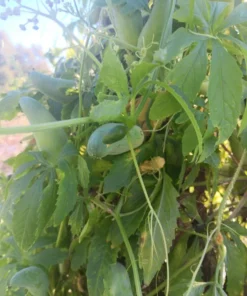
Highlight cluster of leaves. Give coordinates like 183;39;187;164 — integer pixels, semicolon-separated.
0;0;247;295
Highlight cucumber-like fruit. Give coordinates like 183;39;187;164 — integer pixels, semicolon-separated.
102;124;128;144
87;123;144;158
138;0;171;61
29;71;78;104
19;96;67;162
110;5;143;46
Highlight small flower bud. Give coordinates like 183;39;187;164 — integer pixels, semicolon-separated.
0;0;5;7
5;8;13;16
19;24;26;31
0;12;7;20
33;18;39;24
13;7;20;16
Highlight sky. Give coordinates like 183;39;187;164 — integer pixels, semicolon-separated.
0;1;68;52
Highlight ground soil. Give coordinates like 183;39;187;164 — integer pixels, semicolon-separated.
0;114;30;175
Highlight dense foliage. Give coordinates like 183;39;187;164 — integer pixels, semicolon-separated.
0;0;247;295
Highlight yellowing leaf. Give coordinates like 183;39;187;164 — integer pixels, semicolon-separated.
140;156;165;173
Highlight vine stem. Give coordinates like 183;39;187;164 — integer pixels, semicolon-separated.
78;33;91;119
127;136;170;296
55;219;66;248
0;117;92;135
185;150;246;296
147;245;213;296
113;213;142;296
91;197;142;296
184;228;217;296
216;149;246;234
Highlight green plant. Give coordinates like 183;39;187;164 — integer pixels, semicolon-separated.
0;0;247;295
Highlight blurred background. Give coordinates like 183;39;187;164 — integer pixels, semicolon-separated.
0;0;74;174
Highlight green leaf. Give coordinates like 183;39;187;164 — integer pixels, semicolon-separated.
1;169;39;225
107;180;147;247
69;198;84;236
181;194;203;224
222;221;247;236
0;264;16;296
36;171;57;236
182;124;198;156
103;141;155;193
239;103;247;135
204;286;227;296
224;235;247;296
10;266;49;296
174;0;210;28
199;136;217;163
71;238;90;271
103;153;134;193
169;237;204;295
103;263;133;296
183;282;208;296
78;156;90;188
208;41;242;144
99;46;128;95
87;220;118;296
154;28;207;65
90;99;127;123
168;41;207;102
139;173;179;285
223;35;247;70
0;90;22;120
96;0;149;14
111;0;148;14
130;62;157;92
12;176;45;250
53;160;78;225
79;207;101;243
30;248;68;268
220;3;247;30
210;1;233;33
149;92;182;121
159;83;203;155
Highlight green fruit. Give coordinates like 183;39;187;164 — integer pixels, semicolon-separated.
87;123;144;158
19;96;67;162
29;71;78;104
110;5;143;46
102;124;128;144
138;0;172;61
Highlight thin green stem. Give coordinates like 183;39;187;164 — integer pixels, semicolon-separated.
214;244;226;288
134;0;176;121
120;174;162;217
184;228;217;296
56;220;66;248
216;149;246;234
113;213;142;296
177;228;208;239
147;245;213;296
193;176;247;187
92;31;139;52
188;29;219;40
127;136;170;296
78;34;91;118
0;117;92;135
189;0;195;28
